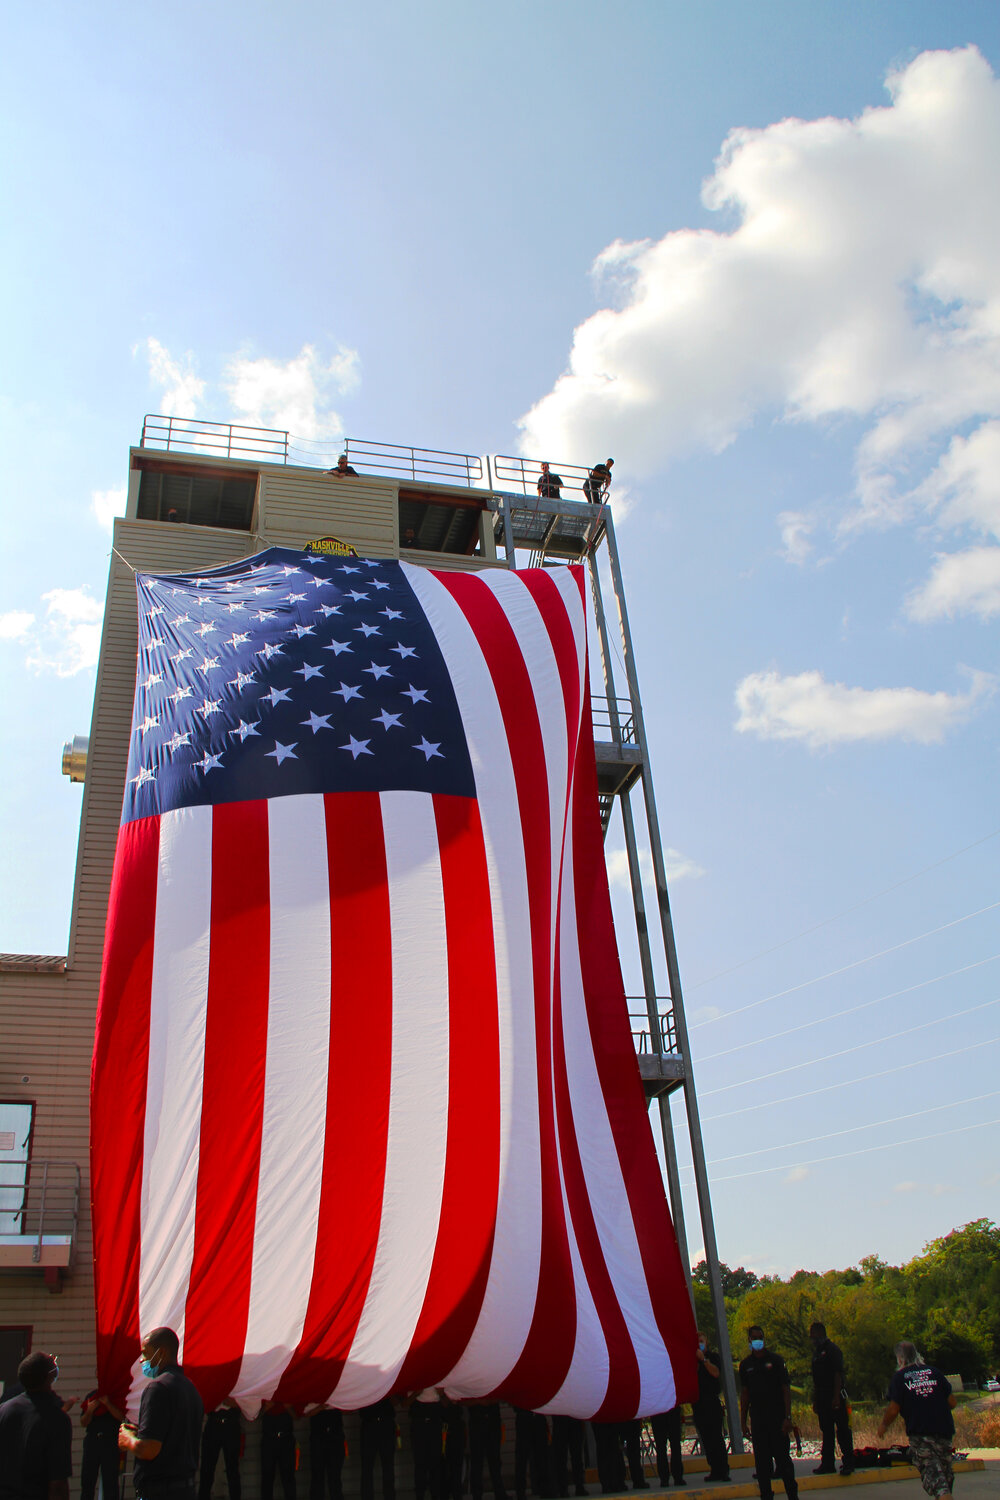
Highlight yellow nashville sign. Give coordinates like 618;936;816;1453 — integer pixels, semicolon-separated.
303;535;359;558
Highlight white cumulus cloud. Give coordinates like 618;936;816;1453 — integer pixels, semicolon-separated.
144;337;205;418
91;484;127;532
606;844;706;887
906;546;1000;621
0;610;36;641
223;343;360;442
11;588;106;677
734;667;994;748
517;46;1000;620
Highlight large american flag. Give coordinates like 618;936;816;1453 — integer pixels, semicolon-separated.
91;547;695;1419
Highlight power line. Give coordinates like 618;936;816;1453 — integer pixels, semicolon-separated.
692;901;1000;1030
682;1114;1000;1184
688;828;1000;992
697;952;1000;1064
700;995;1000;1096
701;1035;1000;1122
691;1089;999;1168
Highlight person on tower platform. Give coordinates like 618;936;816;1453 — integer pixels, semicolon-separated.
739;1326;798;1500
199;1400;243;1500
583;459;613;505
692;1329;730;1483
328;454;358;477
537;463;564;501
809;1323;853;1476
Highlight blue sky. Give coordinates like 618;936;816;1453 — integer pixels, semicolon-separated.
2;0;998;1278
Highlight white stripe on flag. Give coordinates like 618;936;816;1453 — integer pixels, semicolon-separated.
138;806;212;1357
331;790;451;1405
404;565;543;1394
483;570;613;1416
239;794;332;1399
559;810;677;1416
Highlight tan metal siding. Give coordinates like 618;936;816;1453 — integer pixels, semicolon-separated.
258;470;398;555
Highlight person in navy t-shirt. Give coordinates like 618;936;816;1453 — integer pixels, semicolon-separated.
877;1342;956;1498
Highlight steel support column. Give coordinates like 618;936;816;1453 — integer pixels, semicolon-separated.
602;513;744;1453
588;556;691;1276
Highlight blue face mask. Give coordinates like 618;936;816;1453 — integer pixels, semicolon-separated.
750;1338;765;1352
698;1341;706;1351
141;1359;161;1380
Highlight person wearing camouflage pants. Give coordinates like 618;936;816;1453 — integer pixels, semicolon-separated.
877;1342;957;1498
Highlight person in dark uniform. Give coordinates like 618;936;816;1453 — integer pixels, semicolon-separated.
514;1409;553;1500
692;1329;729;1482
551;1415;586;1497
536;464;564;501
260;1402;297;1500
650;1407;685;1487
442;1400;467;1500
583;460;614;505
0;1351;73;1500
467;1402;507;1500
809;1323;853;1476
199;1401;242;1500
359;1398;396;1500
410;1390;444;1500
619;1420;650;1490
738;1327;798;1500
328;455;358;477
118;1326;204;1500
307;1407;345;1500
81;1386;125;1500
591;1421;625;1495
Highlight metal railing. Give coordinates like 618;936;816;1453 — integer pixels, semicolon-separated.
345;438;483;487
491;453;609;502
0;1159;81;1263
141;415;290;463
628;1005;679;1056
591;694;637;744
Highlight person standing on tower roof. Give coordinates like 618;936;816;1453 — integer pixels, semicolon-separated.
583;459;613;504
537;463;564;500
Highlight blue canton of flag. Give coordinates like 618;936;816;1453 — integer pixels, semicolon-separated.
123;547;475;823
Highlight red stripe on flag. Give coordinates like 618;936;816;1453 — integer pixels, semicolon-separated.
518;570;642;1417
92;815;160;1404
274;793;394;1403
395;794;502;1390
570;680;698;1404
434;571;575;1408
182;800;271;1404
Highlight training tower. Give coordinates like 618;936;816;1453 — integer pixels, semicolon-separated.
0;419;740;1449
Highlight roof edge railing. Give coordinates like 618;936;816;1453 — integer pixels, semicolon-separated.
139;419;615;508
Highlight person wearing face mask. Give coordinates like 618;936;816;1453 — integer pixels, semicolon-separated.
809;1323;853;1477
0;1351;73;1500
738;1328;798;1500
691;1330;730;1483
118;1327;204;1500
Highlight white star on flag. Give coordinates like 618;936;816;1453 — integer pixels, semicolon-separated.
414;737;444;761
340;736;372;759
266;741;298;765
